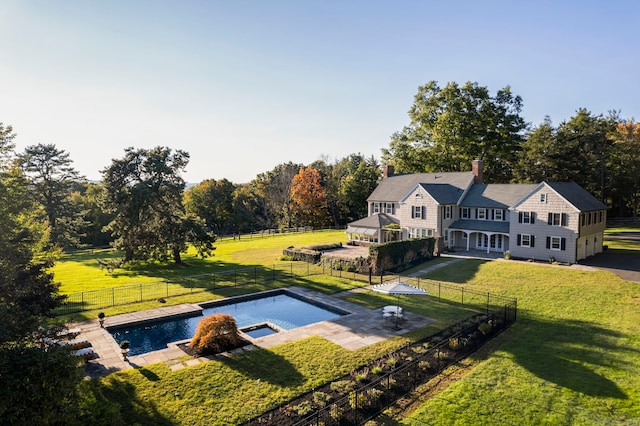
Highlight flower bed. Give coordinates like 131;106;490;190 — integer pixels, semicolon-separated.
244;312;508;425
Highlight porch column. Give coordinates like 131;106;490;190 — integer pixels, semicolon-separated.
466;232;470;251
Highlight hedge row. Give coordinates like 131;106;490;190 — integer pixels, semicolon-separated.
369;237;435;274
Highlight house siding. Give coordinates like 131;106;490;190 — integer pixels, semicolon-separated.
351;166;606;265
510;186;579;263
398;187;440;236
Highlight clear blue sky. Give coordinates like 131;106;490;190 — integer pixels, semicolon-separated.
1;1;638;183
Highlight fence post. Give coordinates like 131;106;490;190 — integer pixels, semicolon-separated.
290;263;293;278
169;281;171;297
81;292;84;311
112;287;115;306
307;262;309;276
487;292;490;314
234;269;237;287
461;287;464;305
140;283;143;303
438;282;441;300
254;267;257;284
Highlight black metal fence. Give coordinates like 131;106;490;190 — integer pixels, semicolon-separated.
243;295;517;426
56;261;371;316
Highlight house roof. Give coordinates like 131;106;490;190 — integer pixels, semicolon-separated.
545;182;608;212
367;172;474;203
347;213;399;228
449;219;510;234
460;184;538;208
418;183;466;204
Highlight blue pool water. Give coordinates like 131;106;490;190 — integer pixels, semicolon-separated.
243;325;278;339
109;292;344;356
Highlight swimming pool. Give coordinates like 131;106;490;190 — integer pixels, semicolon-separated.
109;290;346;356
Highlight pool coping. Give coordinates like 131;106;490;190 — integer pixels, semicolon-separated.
77;286;436;378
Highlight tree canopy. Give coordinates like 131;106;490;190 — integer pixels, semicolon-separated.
101;146;215;264
382;81;527;183
290;167;330;227
18;143;87;248
184;178;236;235
0;123;82;424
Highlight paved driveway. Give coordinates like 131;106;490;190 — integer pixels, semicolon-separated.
578;232;640;282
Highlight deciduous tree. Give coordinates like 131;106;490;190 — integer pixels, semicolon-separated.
184;178;236;235
101;146;215;264
290;167;330;227
609;120;640;218
252;162;301;229
382;81;527;182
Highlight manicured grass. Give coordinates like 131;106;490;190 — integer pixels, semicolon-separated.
402;252;640;423
54;230;350;294
60;228;640;424
77;289;475;424
603;226;640;253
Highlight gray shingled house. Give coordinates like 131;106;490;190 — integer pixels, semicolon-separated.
345;160;607;264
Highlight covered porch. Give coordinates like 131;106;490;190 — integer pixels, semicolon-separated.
449;219;510;253
345;213;400;244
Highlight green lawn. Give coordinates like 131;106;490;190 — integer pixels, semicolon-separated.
55;228;640;424
402;242;640;423
54;230;350;294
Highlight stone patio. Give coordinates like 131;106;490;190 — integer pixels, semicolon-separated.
76;287;436;378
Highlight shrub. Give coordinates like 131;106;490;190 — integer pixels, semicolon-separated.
371;363;384;375
418;360;431;370
448;337;461;351
330;380;355;395
292;400;314;416
504;250;511;260
352;367;369;382
478;322;492;336
301;242;342;251
348;391;366;409
412;346;427;354
189;313;241;355
313;391;331;408
366;388;384;405
386;354;398;368
329;404;343;421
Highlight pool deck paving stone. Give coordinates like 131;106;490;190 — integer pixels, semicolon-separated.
76;285;437;378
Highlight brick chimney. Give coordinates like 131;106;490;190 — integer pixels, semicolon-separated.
383;165;395;178
472;159;483;184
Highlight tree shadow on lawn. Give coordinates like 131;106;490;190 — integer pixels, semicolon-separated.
221;347;304;387
508;315;636;399
81;376;173;425
421;259;488;284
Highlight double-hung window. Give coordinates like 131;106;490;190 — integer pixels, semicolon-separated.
384;203;394;214
494;209;504;221
519;211;534;224
412;206;421;219
445;205;452;219
477;208;487;220
518;234;534;247
548;212;568;226
546;236;566;251
460;207;470;219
